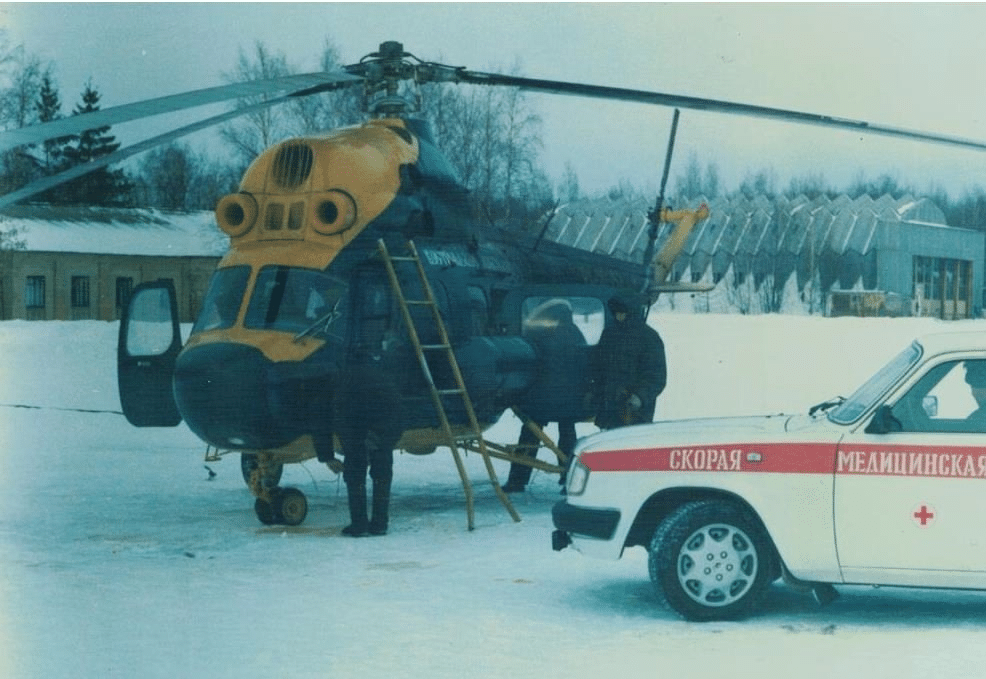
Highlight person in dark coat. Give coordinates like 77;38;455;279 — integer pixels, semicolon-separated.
589;292;667;430
332;363;404;537
503;299;589;492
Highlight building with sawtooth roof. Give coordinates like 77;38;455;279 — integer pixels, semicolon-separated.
545;193;984;317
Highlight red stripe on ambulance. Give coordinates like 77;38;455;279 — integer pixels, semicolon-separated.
581;443;835;474
582;442;986;479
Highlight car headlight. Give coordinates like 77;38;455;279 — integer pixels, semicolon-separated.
567;460;590;496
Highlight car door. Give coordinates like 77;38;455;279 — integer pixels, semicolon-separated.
834;355;986;587
117;280;183;427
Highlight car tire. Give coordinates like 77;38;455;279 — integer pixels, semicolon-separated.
649;499;774;621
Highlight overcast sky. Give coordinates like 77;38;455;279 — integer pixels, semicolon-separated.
4;2;986;198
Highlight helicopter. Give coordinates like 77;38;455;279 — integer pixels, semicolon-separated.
5;40;986;529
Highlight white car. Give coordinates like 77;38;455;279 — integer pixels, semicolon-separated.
552;331;986;621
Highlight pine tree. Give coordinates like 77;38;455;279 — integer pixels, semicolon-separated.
57;81;132;206
29;71;78;204
35;71;68;172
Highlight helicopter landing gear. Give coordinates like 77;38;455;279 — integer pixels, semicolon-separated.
246;452;309;526
254;488;309;526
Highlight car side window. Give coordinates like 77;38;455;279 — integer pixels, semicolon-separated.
892;359;986;433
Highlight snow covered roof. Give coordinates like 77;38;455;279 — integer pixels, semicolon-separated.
0;205;228;257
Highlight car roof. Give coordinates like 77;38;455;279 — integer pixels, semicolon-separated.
915;329;986;358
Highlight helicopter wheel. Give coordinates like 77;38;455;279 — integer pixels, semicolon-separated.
277;488;309;526
255;497;279;525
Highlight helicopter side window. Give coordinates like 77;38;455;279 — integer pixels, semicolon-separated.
244;265;347;339
352;274;393;352
192;266;251;333
265;203;284;230
288;201;305;230
521;296;605;345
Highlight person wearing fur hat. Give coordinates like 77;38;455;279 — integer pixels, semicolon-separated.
588;292;667;430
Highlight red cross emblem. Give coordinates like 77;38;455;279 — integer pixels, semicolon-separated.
912;504;936;527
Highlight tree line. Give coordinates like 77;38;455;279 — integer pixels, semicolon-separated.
3;29;986;234
0;33;554;225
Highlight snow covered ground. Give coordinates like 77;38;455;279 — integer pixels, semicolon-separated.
4;313;986;678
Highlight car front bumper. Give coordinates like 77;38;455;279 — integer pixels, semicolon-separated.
551;500;621;551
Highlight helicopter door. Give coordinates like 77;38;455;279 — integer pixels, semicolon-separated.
501;284;616;423
117;279;183;427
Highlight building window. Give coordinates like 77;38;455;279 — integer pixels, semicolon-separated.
71;276;91;308
913;255;973;320
25;276;45;309
116;277;133;313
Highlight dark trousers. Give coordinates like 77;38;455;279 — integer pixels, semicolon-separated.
506;420;576;488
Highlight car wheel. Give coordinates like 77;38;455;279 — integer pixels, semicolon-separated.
649;499;774;621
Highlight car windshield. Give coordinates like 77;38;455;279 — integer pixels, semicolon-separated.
244;265;348;340
192;266;251;333
828;341;922;425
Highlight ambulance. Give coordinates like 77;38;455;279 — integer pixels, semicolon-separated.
552;331;986;620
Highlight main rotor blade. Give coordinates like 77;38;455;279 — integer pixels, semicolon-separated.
0;71;362;152
0;93;305;209
455;70;986;153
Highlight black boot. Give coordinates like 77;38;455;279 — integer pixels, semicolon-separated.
342;484;369;537
368;479;391;536
502;463;532;493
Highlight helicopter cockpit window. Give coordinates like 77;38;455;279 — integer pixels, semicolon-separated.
192;266;250;333
521;296;605;345
244;265;347;340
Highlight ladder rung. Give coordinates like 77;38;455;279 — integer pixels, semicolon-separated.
406;300;434;306
437;388;466;396
388;255;418;262
421;343;451;350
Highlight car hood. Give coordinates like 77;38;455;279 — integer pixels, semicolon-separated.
575;412;821;455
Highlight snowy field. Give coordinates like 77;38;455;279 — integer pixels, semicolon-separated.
4;313;986;678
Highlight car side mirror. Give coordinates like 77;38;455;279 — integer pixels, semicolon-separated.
865;404;903;434
922;395;939;418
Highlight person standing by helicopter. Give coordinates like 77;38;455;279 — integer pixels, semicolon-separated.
333;357;405;537
589;292;667;430
503;299;589;493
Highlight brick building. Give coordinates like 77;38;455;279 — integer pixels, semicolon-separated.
0;206;226;322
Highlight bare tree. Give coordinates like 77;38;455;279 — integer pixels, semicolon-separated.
673;153;721;202
135;142;240;211
136;142;196;209
558;161;581;203
0;36;48;197
738;167;778;199
220;41;296;164
422;64;551;225
287;39;363;135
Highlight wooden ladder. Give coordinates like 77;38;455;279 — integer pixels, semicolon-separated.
377;238;520;529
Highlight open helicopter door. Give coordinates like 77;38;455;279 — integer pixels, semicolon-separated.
117;279;183;427
499;283;617;424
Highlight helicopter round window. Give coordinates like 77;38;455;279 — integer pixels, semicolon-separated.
310;190;358;235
